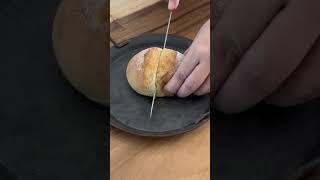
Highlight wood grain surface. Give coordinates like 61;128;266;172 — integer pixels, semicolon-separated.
111;0;162;21
110;1;210;179
110;0;210;44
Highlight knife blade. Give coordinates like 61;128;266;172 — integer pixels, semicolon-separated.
149;11;173;119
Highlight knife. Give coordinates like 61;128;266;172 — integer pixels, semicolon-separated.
149;11;173;119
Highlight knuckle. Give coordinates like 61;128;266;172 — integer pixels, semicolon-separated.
176;70;187;82
184;80;197;92
194;90;204;96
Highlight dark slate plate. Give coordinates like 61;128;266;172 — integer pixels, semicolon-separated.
110;34;210;137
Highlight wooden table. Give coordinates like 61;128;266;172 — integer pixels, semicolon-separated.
110;1;210;179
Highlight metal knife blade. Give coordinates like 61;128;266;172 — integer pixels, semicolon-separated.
149;11;173;119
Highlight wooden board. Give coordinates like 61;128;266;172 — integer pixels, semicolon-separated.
110;0;210;44
110;0;162;21
152;5;210;37
110;1;211;180
110;121;210;180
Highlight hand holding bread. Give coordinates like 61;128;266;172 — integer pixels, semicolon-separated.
164;19;210;97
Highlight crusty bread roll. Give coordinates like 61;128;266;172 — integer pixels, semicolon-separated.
126;47;184;97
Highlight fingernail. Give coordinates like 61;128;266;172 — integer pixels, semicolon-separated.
163;85;172;95
168;1;176;10
165;90;174;97
194;92;201;96
194;92;204;96
177;90;188;98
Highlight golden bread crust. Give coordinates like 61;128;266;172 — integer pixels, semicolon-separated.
126;47;183;97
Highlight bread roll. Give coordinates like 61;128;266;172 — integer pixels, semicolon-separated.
126;47;184;97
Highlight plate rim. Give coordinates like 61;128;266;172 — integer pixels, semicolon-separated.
109;33;210;137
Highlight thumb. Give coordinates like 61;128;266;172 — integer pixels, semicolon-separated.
168;0;180;10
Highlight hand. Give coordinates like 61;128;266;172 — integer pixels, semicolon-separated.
164;19;210;97
165;0;180;10
213;0;320;113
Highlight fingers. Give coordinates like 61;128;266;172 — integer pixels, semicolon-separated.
164;50;198;95
177;62;210;97
266;37;320;107
213;0;284;94
194;76;210;96
164;19;209;97
214;1;320;113
168;0;180;10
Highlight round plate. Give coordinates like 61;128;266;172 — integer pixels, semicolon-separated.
110;34;210;137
